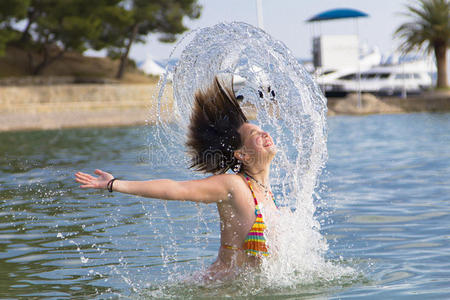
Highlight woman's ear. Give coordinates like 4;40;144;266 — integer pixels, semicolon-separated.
234;150;244;161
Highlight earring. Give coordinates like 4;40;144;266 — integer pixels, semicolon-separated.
233;160;242;173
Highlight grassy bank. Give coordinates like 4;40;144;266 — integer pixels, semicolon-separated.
0;46;157;84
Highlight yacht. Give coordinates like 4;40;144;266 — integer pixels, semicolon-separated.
317;58;434;97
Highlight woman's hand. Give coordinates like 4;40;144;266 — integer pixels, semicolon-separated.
75;169;114;190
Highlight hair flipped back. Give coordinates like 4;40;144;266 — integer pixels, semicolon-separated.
186;77;248;174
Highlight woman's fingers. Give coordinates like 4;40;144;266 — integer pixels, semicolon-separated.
75;178;92;186
94;169;108;176
78;172;95;179
75;172;97;181
76;177;100;189
76;176;91;187
75;171;99;188
75;176;89;183
75;175;93;184
75;172;86;179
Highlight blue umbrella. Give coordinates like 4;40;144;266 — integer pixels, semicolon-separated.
307;8;369;22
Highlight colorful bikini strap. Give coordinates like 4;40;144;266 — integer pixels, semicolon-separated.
244;175;278;211
245;176;260;216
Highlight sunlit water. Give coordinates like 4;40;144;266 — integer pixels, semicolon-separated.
1;113;449;298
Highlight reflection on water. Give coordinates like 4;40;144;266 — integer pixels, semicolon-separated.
0;113;449;298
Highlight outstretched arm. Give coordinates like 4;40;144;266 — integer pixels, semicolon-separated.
75;169;234;204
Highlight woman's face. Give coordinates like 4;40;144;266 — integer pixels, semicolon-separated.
237;123;276;165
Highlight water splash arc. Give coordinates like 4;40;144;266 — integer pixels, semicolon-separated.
153;21;352;289
157;22;327;207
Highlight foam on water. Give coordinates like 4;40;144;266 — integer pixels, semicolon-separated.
151;22;355;294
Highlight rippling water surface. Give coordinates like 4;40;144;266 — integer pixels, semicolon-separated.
0;113;449;298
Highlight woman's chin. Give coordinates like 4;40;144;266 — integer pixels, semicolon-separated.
267;144;278;156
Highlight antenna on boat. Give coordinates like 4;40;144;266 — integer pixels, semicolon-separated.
256;0;264;29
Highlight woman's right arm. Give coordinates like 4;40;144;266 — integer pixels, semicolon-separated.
75;169;238;204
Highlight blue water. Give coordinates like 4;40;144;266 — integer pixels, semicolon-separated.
323;113;450;298
0;113;449;298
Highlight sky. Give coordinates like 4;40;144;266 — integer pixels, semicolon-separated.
124;0;414;63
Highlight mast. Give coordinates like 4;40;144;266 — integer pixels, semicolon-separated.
256;0;264;29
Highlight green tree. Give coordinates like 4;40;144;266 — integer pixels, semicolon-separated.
0;0;29;55
101;0;202;79
395;0;450;88
19;0;122;75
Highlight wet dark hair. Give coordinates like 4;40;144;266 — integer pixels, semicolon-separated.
186;77;248;174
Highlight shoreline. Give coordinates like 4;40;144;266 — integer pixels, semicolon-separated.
0;84;449;132
0;83;173;132
327;91;450;116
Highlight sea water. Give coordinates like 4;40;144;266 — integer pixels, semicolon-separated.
1;21;449;298
0;113;449;298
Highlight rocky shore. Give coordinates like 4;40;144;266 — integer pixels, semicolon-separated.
0;84;449;132
328;91;450;115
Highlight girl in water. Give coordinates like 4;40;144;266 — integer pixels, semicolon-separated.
75;78;278;281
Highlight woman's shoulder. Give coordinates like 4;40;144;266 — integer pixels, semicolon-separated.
211;174;250;204
209;173;246;188
216;173;245;181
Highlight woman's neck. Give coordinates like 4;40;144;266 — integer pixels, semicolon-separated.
244;166;270;186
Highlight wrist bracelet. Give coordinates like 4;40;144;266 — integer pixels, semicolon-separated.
107;178;117;193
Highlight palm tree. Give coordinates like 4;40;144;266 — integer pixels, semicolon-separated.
395;0;449;89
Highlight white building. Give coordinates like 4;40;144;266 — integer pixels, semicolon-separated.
313;35;359;70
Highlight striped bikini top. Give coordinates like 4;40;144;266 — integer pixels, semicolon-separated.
243;176;278;257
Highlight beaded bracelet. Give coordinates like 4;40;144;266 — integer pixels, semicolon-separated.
107;178;117;193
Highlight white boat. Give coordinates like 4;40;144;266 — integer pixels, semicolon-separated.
317;57;434;97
